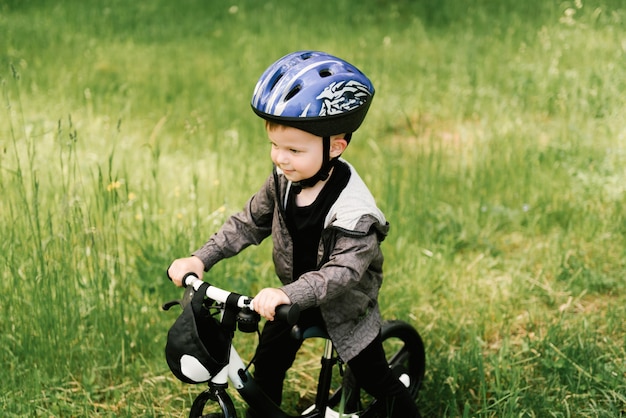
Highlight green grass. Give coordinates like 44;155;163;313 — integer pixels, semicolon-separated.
1;0;625;416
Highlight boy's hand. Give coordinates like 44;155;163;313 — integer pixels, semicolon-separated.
253;288;291;321
167;256;205;287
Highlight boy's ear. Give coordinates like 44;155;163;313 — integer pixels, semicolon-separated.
329;137;348;158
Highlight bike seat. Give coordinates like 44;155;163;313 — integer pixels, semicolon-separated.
291;325;330;340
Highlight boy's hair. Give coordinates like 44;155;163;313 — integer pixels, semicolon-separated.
264;120;282;132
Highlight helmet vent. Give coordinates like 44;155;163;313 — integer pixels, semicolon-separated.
284;84;301;101
269;73;284;92
319;68;333;78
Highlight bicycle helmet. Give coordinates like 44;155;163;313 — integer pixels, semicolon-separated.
251;51;375;190
251;50;375;138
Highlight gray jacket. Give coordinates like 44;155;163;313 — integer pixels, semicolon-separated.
192;160;389;361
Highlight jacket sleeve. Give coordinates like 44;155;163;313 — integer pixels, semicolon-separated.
192;174;275;271
282;216;385;309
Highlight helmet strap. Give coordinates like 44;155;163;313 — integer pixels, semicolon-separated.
291;133;352;194
292;136;334;194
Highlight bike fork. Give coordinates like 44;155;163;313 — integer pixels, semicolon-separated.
189;383;237;418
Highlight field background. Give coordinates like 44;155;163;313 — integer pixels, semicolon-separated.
1;0;625;416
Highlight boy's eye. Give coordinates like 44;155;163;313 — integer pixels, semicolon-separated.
269;142;301;154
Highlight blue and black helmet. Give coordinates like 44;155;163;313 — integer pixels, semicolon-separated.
251;51;375;138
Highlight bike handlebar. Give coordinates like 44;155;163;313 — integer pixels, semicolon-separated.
182;273;300;325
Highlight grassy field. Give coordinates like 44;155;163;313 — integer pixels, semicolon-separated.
1;0;625;416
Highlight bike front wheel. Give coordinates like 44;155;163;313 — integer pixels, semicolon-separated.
328;320;425;417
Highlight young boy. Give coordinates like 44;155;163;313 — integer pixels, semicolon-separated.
167;51;420;417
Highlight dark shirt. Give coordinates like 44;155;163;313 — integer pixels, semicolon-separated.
285;161;351;280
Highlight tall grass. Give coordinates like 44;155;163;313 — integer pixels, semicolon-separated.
1;0;625;416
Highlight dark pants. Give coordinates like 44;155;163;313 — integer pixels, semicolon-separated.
249;308;420;418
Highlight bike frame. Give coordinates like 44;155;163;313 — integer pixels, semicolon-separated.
195;334;357;418
183;275;357;418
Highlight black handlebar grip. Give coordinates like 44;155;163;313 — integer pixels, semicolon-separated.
275;303;300;325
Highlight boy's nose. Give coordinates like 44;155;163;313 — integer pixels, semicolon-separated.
275;150;289;164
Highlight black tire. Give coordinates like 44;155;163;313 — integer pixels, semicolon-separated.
328;320;425;416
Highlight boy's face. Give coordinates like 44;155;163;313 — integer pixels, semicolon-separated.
268;126;324;183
